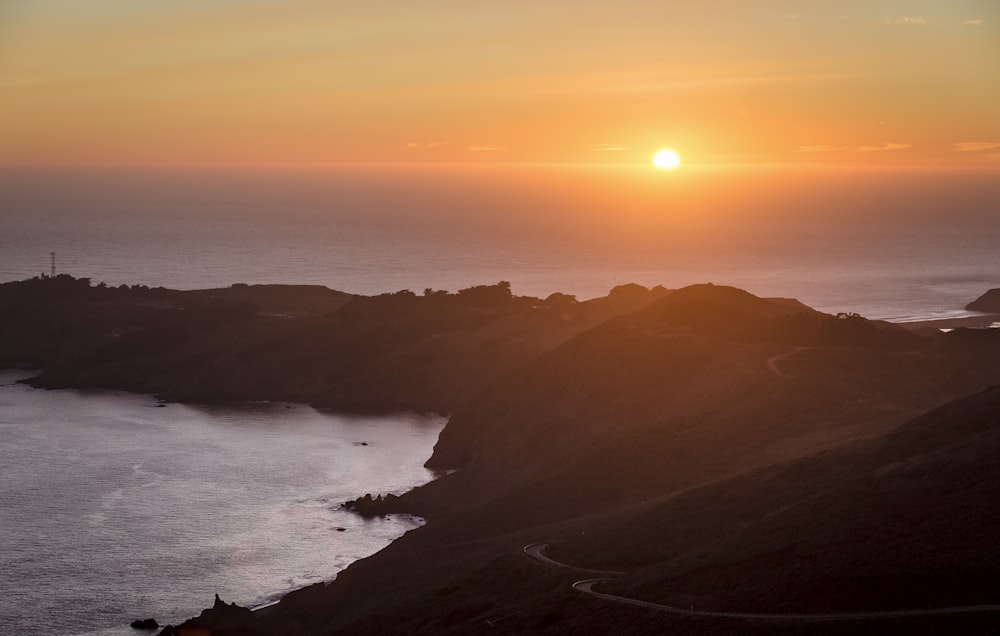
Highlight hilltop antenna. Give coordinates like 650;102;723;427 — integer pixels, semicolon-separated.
50;252;56;278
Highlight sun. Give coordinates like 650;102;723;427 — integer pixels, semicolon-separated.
652;148;681;170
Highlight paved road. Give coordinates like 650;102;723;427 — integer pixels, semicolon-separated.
526;543;1000;622
572;579;1000;622
522;543;626;575
765;347;806;377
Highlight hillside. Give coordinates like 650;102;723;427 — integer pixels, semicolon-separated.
966;288;1000;313
556;384;1000;614
232;285;1000;636
0;276;666;413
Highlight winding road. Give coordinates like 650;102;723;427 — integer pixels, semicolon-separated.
525;543;1000;622
765;346;806;378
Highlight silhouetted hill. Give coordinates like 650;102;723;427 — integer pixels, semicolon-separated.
966;288;1000;312
552;385;1000;615
0;276;667;413
244;285;1000;635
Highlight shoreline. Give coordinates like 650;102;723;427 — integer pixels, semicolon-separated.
894;312;1000;331
0;373;442;636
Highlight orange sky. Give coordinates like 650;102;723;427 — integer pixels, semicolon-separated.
1;1;998;167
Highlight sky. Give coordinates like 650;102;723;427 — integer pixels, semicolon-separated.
1;0;998;167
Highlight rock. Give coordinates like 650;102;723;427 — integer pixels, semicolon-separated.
130;617;159;629
164;594;257;635
343;492;402;517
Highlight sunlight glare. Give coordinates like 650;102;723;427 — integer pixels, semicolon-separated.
652;149;681;170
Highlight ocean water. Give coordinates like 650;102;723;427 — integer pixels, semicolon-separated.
0;371;444;635
0;164;998;321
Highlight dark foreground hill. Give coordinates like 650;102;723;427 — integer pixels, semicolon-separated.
235;285;1000;636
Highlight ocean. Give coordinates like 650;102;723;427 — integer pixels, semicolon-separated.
1;164;998;321
0;371;444;635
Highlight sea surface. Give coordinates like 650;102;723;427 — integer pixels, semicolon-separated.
0;371;444;635
1;164;998;321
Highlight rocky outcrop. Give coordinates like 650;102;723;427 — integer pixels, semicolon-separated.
130;617;158;630
343;493;403;517
160;594;257;636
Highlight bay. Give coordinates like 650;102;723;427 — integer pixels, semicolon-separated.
0;371;444;636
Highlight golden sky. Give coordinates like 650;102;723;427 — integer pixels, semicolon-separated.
1;0;998;166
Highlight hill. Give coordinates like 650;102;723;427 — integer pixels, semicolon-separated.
0;276;666;413
966;288;1000;313
235;285;1000;635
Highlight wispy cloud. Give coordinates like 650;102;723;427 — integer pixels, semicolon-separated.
772;14;852;22
469;145;505;152
962;19;984;26
954;142;1000;152
797;145;850;153
855;142;912;153
797;142;913;154
589;144;627;152
886;17;928;26
402;141;452;149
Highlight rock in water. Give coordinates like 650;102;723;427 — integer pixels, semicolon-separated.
130;617;159;629
165;594;257;635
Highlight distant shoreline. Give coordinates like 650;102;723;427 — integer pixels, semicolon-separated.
895;313;1000;331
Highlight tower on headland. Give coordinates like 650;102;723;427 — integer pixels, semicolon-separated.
50;252;56;278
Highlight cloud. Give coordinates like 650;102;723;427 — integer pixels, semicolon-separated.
886;17;928;26
797;145;850;153
772;14;852;22
469;145;505;152
962;19;984;26
590;144;627;152
402;141;452;149
854;142;912;153
954;142;1000;152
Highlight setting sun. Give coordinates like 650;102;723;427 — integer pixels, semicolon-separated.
652;149;681;170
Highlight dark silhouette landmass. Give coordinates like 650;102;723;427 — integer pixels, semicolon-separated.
0;276;666;413
967;287;1000;313
3;276;1000;635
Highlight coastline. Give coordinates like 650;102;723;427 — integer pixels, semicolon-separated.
0;373;443;636
894;312;1000;331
